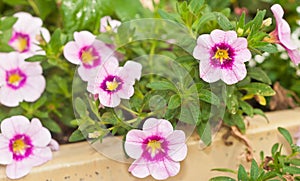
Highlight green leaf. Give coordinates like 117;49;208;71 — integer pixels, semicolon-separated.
146;81;177;92
199;89;220;105
188;0;204;15
69;129;85;142
32;0;57;20
271;143;279;156
42;119;62;133
253;108;268;121
278;127;293;145
197;122;212;146
283;166;300;175
209;176;236;181
192;12;216;32
48;29;62;55
237;12;246;30
216;12;234;30
254;43;278;53
25;55;48;62
239;83;275;96
0;17;17;31
260;171;277;180
290;159;300;166
74;97;88;118
232;113;246;134
239;100;254;117
238;165;249;181
168;94;181;109
250;159;259;180
32;95;47;110
211;168;237;174
158;9;182;23
2;0;28;6
247;67;272;85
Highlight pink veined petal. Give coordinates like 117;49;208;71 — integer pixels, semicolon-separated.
26;147;52;167
40;27;51;42
211;29;237;44
166;130;187;162
118;61;142;83
0;135;13;165
221;61;247;85
199;60;221;83
234;48;252;63
48;139;60;151
21;75;46;102
21;62;43;76
78;65;99;82
93;39;114;62
124;130;146;159
128;158;150;178
271;4;284;20
193;34;213;61
231;37;249;52
287;48;300;66
63;41;81;65
1;115;30;137
100;16;110;33
148;160;174;180
74;31;96;47
27;119;51;147
0;52;19;71
109;19;121;32
0;86;23;107
98;91;121;108
102;56;120;74
163;158;181;177
86;67;108;95
117;83;134;99
142;118;174;138
13;12;42;35
6;161;33;179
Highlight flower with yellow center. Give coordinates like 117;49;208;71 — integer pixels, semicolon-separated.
12;139;27;155
147;140;162;157
16;37;28;52
213;48;231;64
8;74;22;86
81;48;98;65
106;78;120;91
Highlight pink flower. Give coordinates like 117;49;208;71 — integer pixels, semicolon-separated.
0;116;54;179
0;52;46;107
87;57;142;107
124;118;187;180
267;4;300;65
63;31;113;81
193;29;251;85
9;12;50;58
100;16;121;33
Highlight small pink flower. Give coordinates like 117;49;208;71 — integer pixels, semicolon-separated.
0;52;46;107
267;4;300;65
100;16;121;33
124;118;187;180
0;116;54;179
193;29;251;85
63;31;113;81
9;12;50;58
87;57;142;107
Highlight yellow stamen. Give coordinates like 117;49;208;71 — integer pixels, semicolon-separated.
13;139;27;154
8;74;22;85
147;140;162;157
213;48;231;64
17;37;28;52
106;78;120;91
81;48;97;64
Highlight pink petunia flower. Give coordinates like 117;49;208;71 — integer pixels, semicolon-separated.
0;52;46;107
124;118;187;180
0;116;54;179
9;12;50;58
193;29;251;85
87;57;142;108
100;16;121;33
266;4;300;65
63;31;113;81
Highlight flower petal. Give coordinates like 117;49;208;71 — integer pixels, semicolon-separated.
27;118;51;147
124;130;146;159
128;158;150;178
234;48;252;63
199;60;221;83
27;147;52;167
6;161;33;179
211;29;237;44
48;139;60;151
21;75;46;102
118;61;142;83
163;158;181;177
221;62;247;85
0;135;13;164
74;31;96;47
167;130;187;162
0;86;22;107
287;48;300;66
98;91;121;108
63;41;81;65
193;34;213;61
78;65;99;82
21;62;43;76
1;115;30;138
142;118;174;138
148;159;180;180
117;83;134;100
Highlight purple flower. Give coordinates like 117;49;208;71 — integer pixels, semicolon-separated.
0;116;55;179
100;16;121;33
0;52;45;107
9;12;50;58
63;31;113;81
87;57;142;107
267;4;300;65
193;29;251;85
124;118;187;180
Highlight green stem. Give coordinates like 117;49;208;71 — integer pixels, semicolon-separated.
28;0;40;17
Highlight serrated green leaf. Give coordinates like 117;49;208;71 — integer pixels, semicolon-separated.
238;165;249;181
69;129;85;142
247;67;272;85
25;55;48;62
168;94;181;109
278;127;293;145
209;176;236;181
239;83;275;96
199;89;220;105
146;81;177;92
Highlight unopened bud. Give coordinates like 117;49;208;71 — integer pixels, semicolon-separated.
262;18;272;27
